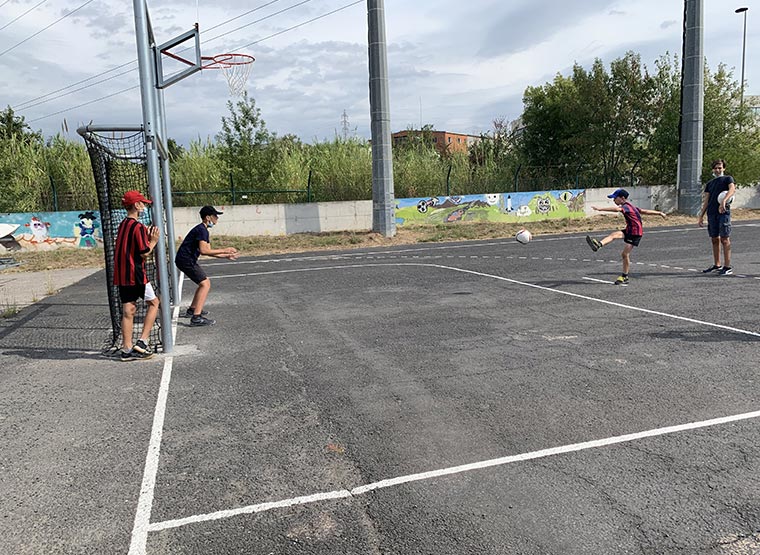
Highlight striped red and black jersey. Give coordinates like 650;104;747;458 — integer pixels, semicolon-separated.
621;201;644;236
114;217;150;286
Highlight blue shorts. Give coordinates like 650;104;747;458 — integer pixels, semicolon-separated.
707;212;731;238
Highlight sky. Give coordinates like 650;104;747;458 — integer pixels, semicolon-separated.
0;0;757;147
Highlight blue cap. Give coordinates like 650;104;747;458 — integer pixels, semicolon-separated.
607;188;629;199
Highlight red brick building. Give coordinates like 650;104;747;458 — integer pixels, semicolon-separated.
391;130;480;155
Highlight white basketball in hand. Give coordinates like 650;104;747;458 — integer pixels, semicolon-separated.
515;229;532;244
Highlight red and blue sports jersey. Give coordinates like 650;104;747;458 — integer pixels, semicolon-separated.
621;201;643;236
114;217;150;286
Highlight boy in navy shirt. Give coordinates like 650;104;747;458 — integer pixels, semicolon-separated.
697;159;736;275
585;189;666;286
175;206;238;326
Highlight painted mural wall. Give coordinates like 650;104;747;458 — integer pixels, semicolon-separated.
395;190;586;226
0;189;585;252
0;210;103;252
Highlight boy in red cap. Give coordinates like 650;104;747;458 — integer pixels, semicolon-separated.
114;190;160;360
175;206;238;326
585;188;666;286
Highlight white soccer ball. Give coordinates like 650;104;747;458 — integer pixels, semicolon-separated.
515;229;532;244
717;191;734;206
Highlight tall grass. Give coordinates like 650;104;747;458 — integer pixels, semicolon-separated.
1;134;529;212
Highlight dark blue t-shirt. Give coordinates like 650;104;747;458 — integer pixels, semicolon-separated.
175;223;209;267
704;175;734;216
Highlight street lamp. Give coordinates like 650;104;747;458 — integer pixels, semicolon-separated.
736;7;749;120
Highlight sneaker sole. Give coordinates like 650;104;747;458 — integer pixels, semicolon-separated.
190;321;216;327
585;236;599;252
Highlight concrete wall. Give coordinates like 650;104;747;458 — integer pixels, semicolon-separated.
196;184;757;238
173;200;373;238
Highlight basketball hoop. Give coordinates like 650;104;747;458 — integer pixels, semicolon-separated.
202;53;255;96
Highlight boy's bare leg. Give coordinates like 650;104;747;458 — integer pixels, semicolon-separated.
121;302;137;350
191;279;211;316
720;237;731;267
601;230;624;247
710;237;721;266
621;243;634;275
140;297;160;342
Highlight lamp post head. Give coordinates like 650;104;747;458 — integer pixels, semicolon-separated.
735;7;748;14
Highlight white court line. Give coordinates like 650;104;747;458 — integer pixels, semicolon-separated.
127;275;184;555
205;223;760;267
148;408;760;532
582;276;613;284
136;262;760;543
214;262;760;337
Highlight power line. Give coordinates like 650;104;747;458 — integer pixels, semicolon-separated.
0;0;14;10
29;84;139;123
0;0;95;58
13;0;302;110
26;0;365;124
18;66;137;111
0;0;48;32
237;0;362;50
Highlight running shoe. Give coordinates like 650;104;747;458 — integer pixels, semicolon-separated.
190;315;216;326
183;308;209;318
586;236;602;252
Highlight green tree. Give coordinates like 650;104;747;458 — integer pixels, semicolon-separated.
216;91;272;187
0;106;42;143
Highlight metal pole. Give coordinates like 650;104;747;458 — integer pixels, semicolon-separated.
677;0;705;215
736;7;749;129
156;85;179;306
367;0;395;237
133;0;173;352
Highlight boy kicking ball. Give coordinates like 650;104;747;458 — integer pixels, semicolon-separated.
175;206;238;326
585;188;666;286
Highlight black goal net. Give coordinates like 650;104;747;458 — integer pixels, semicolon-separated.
79;128;168;354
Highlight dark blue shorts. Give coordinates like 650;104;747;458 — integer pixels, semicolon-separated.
177;262;208;284
707;212;731;238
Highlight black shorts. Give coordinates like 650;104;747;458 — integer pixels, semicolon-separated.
177;262;208;284
119;284;146;303
623;232;642;247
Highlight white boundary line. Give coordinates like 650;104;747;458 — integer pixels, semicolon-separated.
128;274;184;555
213;262;760;337
582;276;613;284
204;222;760;267
149;408;760;532
131;261;760;547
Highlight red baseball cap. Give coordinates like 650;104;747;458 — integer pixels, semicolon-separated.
122;190;152;207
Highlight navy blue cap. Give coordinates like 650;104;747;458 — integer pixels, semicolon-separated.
607;188;629;199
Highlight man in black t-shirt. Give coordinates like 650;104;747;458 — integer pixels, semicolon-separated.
698;159;736;276
175;206;238;326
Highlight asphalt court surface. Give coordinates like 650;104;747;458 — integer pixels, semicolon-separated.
3;222;760;554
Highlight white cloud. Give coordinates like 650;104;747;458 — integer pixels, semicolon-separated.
0;0;755;146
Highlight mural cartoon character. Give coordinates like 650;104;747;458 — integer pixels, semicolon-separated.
535;195;556;215
74;211;99;248
25;217;52;243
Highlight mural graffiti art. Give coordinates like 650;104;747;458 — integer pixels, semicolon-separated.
395;190;586;226
0;211;103;252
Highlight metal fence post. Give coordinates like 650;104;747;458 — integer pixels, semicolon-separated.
446;165;452;196
229;171;235;205
307;169;312;202
49;176;59;211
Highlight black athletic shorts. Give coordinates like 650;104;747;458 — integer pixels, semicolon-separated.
178;262;208;284
119;284;146;303
623;232;642;247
